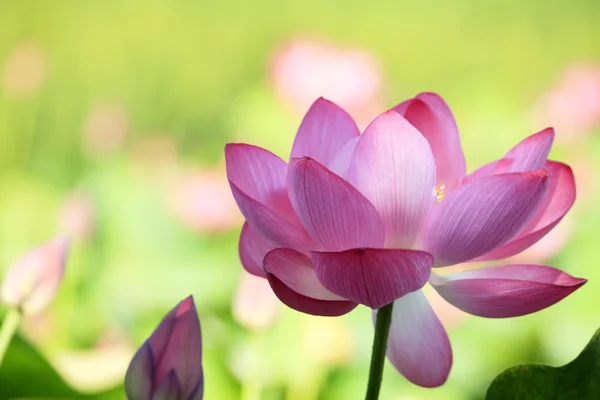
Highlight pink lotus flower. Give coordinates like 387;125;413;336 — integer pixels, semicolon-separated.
125;296;203;399
1;238;69;314
225;93;585;387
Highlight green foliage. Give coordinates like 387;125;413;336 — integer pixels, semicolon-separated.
486;328;600;400
0;334;122;400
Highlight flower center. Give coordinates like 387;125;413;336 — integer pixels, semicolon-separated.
435;184;445;202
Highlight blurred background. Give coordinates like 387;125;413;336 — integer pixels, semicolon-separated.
0;0;599;399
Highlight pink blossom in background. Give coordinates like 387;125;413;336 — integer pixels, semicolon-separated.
232;271;279;331
270;39;383;128
125;296;203;400
169;168;242;233
2;41;46;98
1;238;69;314
83;103;129;157
532;63;600;142
58;192;96;240
225;93;584;387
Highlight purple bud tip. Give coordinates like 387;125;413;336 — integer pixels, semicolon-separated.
176;295;195;317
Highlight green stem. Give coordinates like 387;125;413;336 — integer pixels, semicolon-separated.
0;308;21;368
365;302;394;400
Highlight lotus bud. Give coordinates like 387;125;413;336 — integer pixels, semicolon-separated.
125;296;203;400
1;237;69;314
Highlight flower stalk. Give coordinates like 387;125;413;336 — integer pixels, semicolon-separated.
0;307;22;368
365;302;394;400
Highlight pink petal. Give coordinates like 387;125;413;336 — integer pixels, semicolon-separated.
266;272;358;317
477;161;576;261
384;290;452;387
290;98;360;166
348;111;436;248
465;129;554;184
429;264;586;318
422;170;549;266
503;128;555;173
225;144;314;248
393;93;466;190
263;248;344;301
239;222;279;278
289;157;385;251
312;248;433;309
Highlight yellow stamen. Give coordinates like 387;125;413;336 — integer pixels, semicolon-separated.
435;184;445;202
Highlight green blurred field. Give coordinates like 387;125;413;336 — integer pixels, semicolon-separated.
0;0;599;399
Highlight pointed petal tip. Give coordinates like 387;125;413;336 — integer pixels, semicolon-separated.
416;91;442;97
381;109;407;120
224;142;243;155
567;277;587;289
177;296;196;315
225;142;272;161
528;168;550;181
503;128;555;173
293;99;359;166
412;92;449;106
225;142;281;158
289;155;311;167
369;109;413;127
537;127;556;139
313;96;333;105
